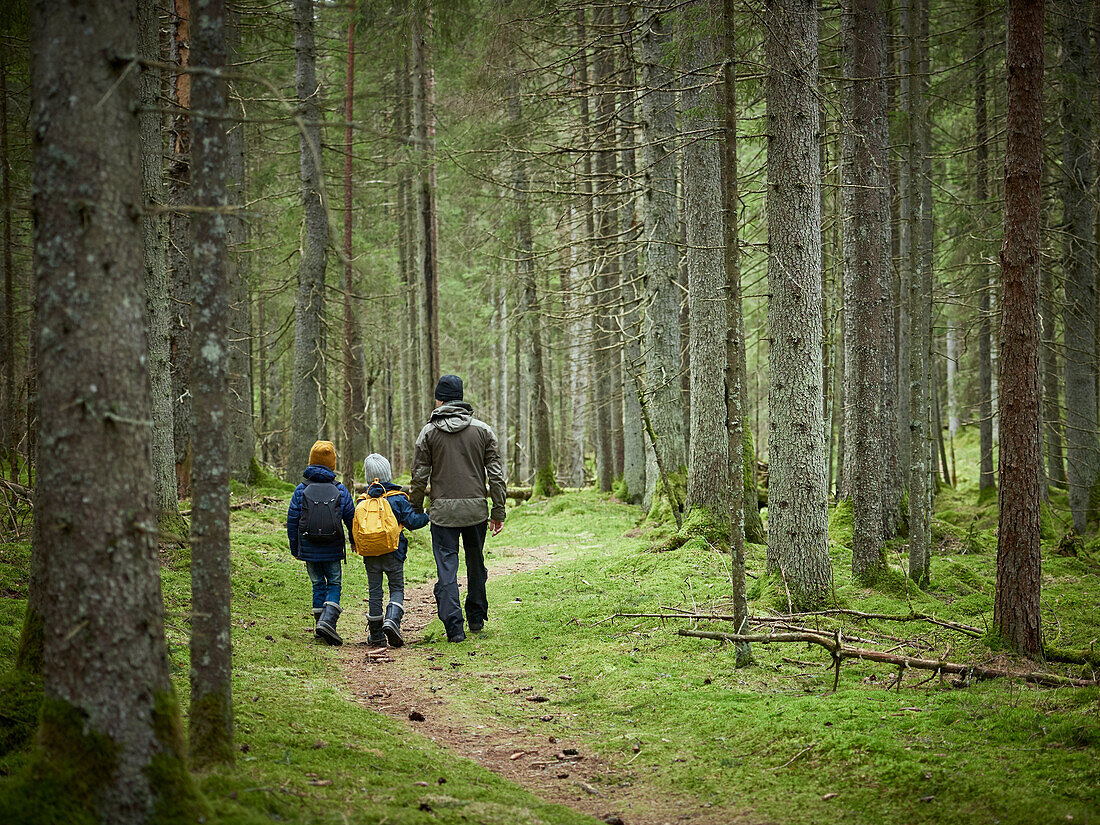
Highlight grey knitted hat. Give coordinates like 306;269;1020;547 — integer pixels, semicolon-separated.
362;453;392;483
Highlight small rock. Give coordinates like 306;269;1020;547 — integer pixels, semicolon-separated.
556;772;569;779
822;793;838;801
563;747;579;756
409;711;425;722
602;816;625;825
414;781;430;787
526;695;549;703
919;796;935;803
540;715;554;722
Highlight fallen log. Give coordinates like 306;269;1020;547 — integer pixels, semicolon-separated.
678;628;1098;690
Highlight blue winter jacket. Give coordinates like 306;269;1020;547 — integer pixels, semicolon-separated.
362;480;430;563
287;465;357;562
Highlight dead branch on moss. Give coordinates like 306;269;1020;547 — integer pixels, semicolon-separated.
678;628;1098;690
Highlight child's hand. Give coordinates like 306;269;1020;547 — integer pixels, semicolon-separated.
489;519;503;537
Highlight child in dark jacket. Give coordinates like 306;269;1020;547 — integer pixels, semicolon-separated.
357;453;429;647
287;440;356;645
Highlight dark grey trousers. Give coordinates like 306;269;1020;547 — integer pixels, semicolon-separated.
430;521;488;637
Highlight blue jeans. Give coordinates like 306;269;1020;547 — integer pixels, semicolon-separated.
431;522;488;637
363;552;405;620
305;560;342;609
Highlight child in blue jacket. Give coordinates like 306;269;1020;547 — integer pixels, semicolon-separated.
287;440;356;645
360;453;429;647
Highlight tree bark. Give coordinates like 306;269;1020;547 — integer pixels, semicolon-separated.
682;5;729;516
846;0;888;583
764;0;833;607
169;0;193;495
28;0;201;813
1041;233;1067;488
721;0;752;665
1061;0;1097;533
619;4;646;506
976;0;996;495
139;0;178;523
1;50;15;483
639;11;687;511
287;0;329;481
189;0;234;766
995;0;1044;659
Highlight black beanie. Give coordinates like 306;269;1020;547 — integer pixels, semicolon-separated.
435;374;463;403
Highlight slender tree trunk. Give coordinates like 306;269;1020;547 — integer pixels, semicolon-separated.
396;48;417;472
1042;233;1067;488
1;51;14;483
169;0;193;495
721;0;752;665
566;208;589;488
1062;0;1097;533
995;0;1044;659
28;0;201;813
257;294;270;463
139;0;179;523
189;0;234;766
342;3;365;487
765;0;833;607
226;10;253;483
977;0;996;495
593;4;616;493
847;0;887;583
896;2;912;490
882;16;902;537
683;6;729;517
946;301;959;484
619;4;646;505
639;11;687;512
287;0;329;481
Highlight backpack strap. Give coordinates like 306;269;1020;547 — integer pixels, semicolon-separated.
383;490;409;501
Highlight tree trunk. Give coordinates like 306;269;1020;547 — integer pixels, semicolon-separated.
169;0;193;496
846;0;887;583
683;7;729;517
396;47;417;472
619;5;646;506
566;206;589;488
592;4;616;493
28;0;201;813
225;10;253;483
721;0;752;665
189;0;234;767
946;301;959;484
1061;0;1097;533
138;3;178;522
881;18;902;538
995;0;1044;659
764;0;833;607
287;0;329;481
976;0;996;495
896;1;912;491
342;3;365;488
639;11;687;512
1042;234;1067;488
1;51;15;483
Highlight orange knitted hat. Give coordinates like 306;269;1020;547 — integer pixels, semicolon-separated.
308;440;337;471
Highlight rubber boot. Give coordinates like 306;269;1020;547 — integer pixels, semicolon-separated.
316;601;343;646
382;602;405;648
367;615;387;648
312;607;323;634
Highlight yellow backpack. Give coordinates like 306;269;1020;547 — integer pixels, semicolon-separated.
352;480;406;557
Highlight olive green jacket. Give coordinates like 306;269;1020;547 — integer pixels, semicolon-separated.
409;402;508;527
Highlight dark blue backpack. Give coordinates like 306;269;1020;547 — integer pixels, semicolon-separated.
300;480;342;545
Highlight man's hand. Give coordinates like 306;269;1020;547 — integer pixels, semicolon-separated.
489;519;504;537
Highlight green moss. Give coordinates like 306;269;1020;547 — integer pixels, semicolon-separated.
148;691;210;824
655;505;728;553
828;499;854;548
978;483;998;506
0;697;118;825
13;606;43;674
531;462;561;499
188;689;235;769
644;468;686;526
0;668;42;757
612;477;629;501
248;457;296;495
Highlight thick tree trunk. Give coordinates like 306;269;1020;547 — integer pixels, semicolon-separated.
683;9;729;516
287;0;329;481
721;0;753;665
28;0;200;814
226;11;253;483
846;0;887;583
639;12;687;512
881;20;902;538
619;6;646;505
189;0;234;767
995;0;1044;659
169;0;193;495
138;0;178;522
764;0;833;607
1;52;15;483
1061;0;1097;533
896;2;912;489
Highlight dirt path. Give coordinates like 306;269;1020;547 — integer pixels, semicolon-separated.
338;547;744;825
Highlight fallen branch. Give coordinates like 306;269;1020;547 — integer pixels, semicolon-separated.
678;628;1098;689
781;608;983;638
0;477;32;501
181;495;282;517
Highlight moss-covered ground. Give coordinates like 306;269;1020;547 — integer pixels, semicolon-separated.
0;428;1098;824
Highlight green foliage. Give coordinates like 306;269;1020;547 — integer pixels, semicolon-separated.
0;668;41;758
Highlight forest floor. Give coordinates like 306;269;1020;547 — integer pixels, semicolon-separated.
1;430;1099;824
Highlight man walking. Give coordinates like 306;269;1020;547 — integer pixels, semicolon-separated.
410;375;507;642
